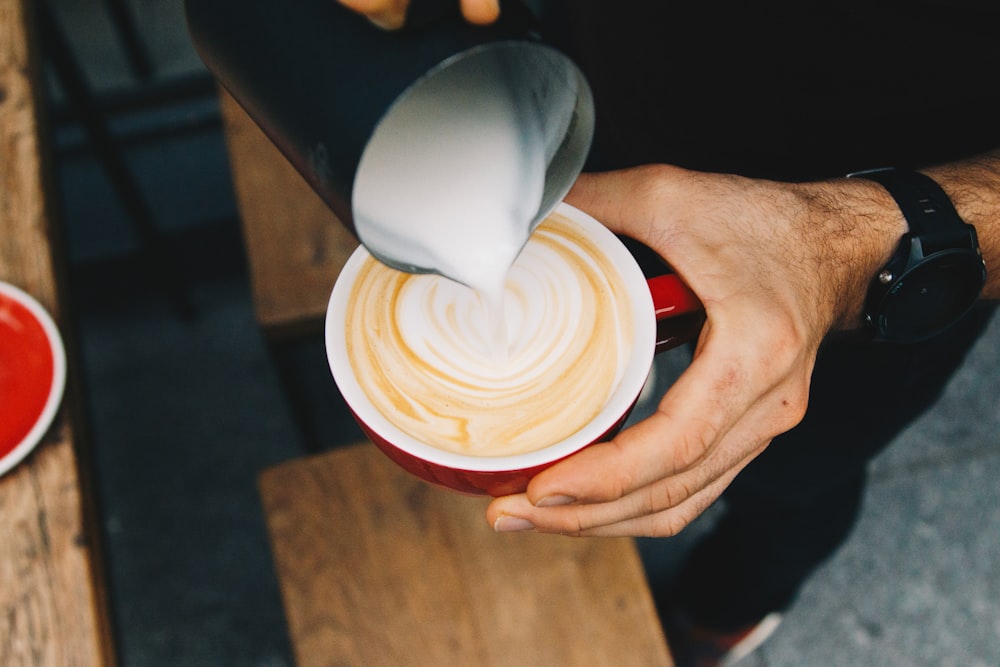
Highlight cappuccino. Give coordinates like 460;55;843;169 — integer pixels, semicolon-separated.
342;213;634;457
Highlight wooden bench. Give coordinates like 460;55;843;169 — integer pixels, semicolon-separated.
219;88;358;337
259;442;673;666
0;1;116;663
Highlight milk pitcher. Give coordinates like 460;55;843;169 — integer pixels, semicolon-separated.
184;0;594;280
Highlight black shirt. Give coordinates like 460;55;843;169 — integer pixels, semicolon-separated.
543;1;1000;180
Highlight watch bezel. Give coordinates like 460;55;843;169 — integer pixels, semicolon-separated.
866;243;986;343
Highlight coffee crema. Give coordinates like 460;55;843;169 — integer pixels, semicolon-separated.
343;213;633;456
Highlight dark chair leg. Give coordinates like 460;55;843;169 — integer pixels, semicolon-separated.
104;0;154;81
265;337;323;454
37;0;195;320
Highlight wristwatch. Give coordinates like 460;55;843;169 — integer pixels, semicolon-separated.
847;167;986;343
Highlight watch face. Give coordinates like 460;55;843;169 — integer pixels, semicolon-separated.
878;251;986;342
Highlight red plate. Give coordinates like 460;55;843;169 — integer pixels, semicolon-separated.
0;281;66;477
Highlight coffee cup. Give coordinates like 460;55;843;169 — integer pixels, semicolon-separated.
325;202;702;496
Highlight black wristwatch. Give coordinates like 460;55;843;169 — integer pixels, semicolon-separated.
847;167;986;343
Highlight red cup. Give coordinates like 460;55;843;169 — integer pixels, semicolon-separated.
325;203;701;495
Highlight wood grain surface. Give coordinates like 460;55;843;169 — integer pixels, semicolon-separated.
219;88;358;335
259;442;672;666
0;0;115;663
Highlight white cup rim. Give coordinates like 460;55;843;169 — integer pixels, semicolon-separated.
325;202;655;472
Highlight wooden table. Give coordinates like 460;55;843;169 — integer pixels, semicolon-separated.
260;443;673;666
0;0;116;663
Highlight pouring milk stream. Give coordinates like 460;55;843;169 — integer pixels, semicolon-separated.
351;44;589;364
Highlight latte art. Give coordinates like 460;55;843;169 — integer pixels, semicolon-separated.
344;213;634;456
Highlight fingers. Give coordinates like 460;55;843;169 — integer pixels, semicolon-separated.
460;0;500;25
487;440;757;537
549;463;747;537
339;0;409;29
339;0;500;29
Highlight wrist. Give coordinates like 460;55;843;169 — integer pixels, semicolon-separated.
789;178;907;332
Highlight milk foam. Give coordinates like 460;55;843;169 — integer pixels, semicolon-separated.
345;214;633;457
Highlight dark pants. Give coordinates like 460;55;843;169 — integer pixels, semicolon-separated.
671;305;996;631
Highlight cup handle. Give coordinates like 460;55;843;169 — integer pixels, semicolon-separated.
647;273;704;353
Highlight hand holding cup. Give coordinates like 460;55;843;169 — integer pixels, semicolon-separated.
486;165;906;536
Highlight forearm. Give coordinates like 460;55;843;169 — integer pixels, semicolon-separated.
792;149;1000;334
923;151;1000;299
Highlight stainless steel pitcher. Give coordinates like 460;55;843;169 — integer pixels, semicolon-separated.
185;0;594;275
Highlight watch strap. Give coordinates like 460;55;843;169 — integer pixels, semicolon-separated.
847;167;965;239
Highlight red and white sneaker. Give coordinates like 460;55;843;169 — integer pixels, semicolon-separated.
663;606;784;667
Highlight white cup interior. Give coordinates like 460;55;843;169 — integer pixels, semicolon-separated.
325;202;656;472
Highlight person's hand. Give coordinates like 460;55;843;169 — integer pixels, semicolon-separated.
338;0;500;30
486;164;906;537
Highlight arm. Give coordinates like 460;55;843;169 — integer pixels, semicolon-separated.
486;150;1000;537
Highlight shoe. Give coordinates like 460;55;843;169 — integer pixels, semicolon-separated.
662;605;783;667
